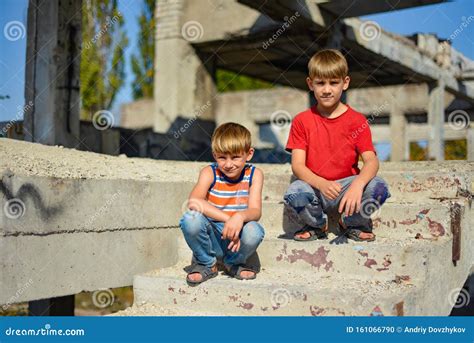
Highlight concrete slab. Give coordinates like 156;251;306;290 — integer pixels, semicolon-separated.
260;201;456;239
0;228;178;305
133;262;418;316
176;235;451;283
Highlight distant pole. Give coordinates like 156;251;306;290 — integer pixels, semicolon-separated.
24;0;81;148
427;78;445;161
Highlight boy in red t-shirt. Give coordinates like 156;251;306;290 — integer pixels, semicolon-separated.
284;49;391;244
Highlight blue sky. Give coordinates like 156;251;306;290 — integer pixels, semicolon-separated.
1;0;473;159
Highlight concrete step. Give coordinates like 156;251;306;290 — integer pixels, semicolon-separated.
177;234;452;283
262;171;469;204
260;201;455;240
132;263;418;316
110;303;224;316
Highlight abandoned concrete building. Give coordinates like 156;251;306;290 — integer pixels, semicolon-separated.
0;0;473;316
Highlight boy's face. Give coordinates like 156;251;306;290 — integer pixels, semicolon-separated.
306;76;350;109
213;149;254;180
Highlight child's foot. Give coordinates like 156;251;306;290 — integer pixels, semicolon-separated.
238;269;256;279
356;231;375;240
224;265;257;280
293;223;328;241
186;264;218;285
338;217;375;241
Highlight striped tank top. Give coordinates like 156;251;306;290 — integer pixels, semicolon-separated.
207;163;256;216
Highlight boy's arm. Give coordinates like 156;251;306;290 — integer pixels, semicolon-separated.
338;151;379;216
188;166;231;222
351;151;379;189
291;149;326;189
222;168;264;242
291;149;342;200
234;167;264;222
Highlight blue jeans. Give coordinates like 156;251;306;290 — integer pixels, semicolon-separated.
179;211;265;268
283;175;391;230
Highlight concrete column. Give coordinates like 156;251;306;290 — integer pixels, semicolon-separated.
389;103;408;161
24;0;81;147
427;79;445;161
468;125;474;161
153;0;216;133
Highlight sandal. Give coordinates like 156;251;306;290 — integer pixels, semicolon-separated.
224;265;258;280
346;228;376;242
293;223;328;241
184;263;218;286
330;218;375;245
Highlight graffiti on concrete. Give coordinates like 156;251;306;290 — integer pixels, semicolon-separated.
0;176;63;221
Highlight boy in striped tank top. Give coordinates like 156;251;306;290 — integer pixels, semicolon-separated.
180;123;265;286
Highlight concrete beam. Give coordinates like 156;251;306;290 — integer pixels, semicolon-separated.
315;0;444;18
238;0;444;28
372;123;470;143
344;18;474;102
238;0;333;29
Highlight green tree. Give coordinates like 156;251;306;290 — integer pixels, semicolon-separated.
410;141;428;161
216;69;274;92
80;0;128;120
130;0;155;99
445;139;466;160
408;140;466;161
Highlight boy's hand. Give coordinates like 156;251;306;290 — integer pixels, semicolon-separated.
338;182;364;216
227;239;241;252
318;180;342;200
222;213;244;241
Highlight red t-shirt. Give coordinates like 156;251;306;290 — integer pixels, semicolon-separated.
286;105;376;181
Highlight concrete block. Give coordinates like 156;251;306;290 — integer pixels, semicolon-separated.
133;262;419;316
0;228;177;305
260;201;455;240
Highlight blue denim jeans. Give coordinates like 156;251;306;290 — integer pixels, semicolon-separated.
179;211;265;268
283;175;391;230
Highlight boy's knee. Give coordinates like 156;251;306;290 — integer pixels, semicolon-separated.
285;180;313;194
179;211;207;236
366;177;391;205
240;222;265;246
284;191;315;213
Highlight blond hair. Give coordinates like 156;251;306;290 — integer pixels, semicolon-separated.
308;49;348;80
211;122;251;154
